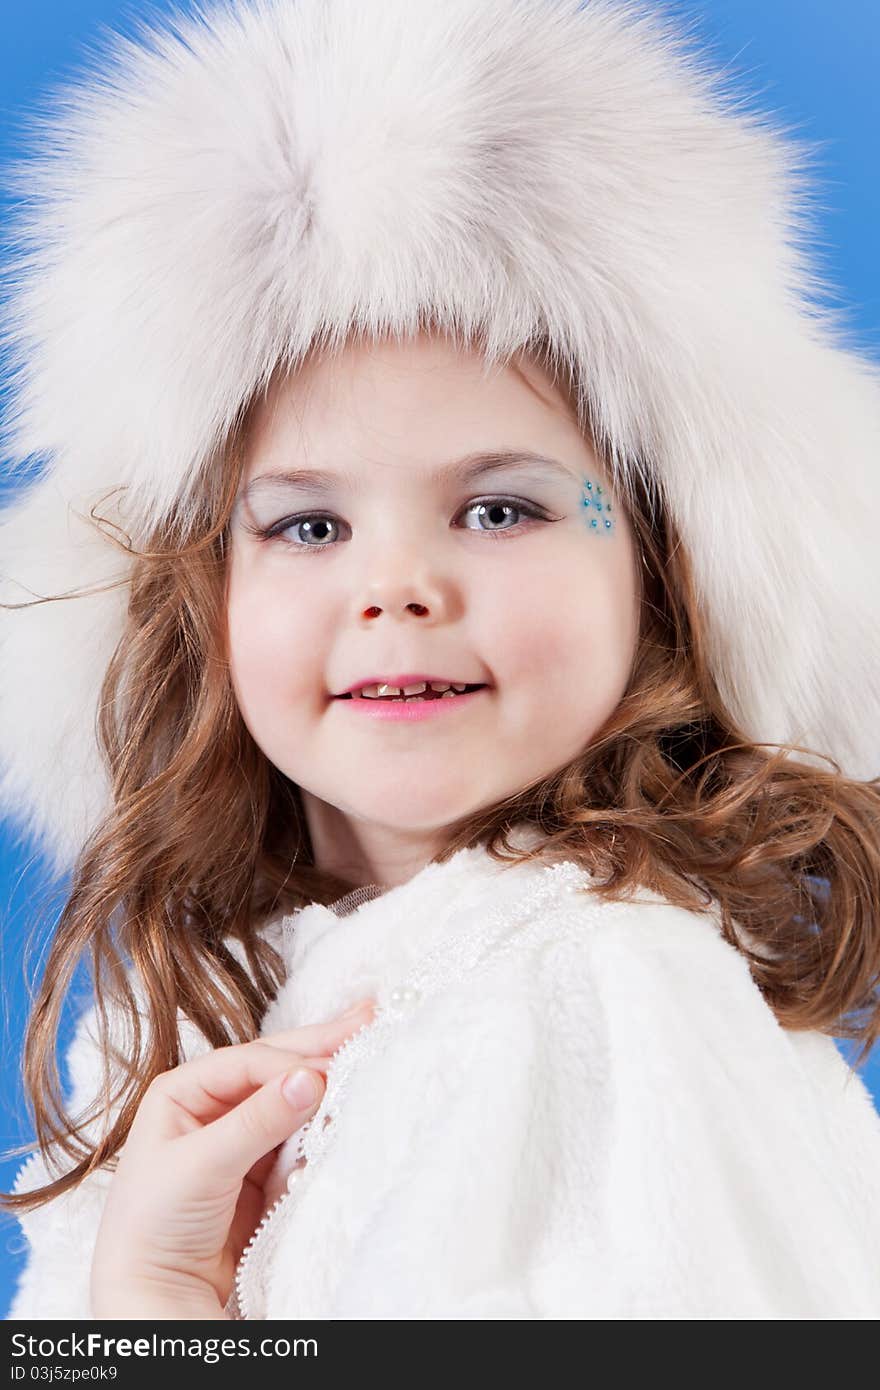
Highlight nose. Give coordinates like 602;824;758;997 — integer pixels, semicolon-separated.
358;572;451;625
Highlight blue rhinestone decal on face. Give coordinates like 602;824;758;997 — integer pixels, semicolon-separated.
581;478;615;535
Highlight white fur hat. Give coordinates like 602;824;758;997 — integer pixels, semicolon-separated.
1;0;878;876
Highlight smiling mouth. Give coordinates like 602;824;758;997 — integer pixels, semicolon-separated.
336;683;488;703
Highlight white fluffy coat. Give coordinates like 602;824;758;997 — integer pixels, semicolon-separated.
7;839;880;1320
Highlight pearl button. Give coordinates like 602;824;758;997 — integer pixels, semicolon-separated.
286;1168;302;1192
389;984;421;1007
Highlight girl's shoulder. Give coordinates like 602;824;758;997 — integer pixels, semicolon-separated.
419;858;878;1159
357;850;758;1050
492;854;749;985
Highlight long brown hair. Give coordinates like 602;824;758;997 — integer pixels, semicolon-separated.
2;335;879;1216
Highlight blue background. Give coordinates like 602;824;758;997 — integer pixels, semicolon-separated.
0;0;878;1316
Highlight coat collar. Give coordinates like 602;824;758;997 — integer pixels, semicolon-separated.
258;823;586;1030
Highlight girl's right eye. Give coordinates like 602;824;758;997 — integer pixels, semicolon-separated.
255;514;340;549
243;496;557;552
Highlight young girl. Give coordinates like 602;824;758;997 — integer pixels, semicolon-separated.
2;0;879;1321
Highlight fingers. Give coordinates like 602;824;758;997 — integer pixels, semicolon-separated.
137;1001;375;1137
260;1000;376;1056
187;1062;325;1188
137;1043;321;1141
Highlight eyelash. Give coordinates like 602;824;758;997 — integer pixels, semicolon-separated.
244;496;557;554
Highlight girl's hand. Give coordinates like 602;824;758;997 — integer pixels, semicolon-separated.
90;999;376;1320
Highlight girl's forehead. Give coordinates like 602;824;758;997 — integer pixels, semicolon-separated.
253;334;575;423
241;337;596;484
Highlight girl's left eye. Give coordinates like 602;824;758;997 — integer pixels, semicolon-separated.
248;496;556;551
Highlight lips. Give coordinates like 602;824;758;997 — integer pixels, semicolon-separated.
334;684;490;720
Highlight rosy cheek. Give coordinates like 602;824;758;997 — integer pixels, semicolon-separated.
227;587;279;693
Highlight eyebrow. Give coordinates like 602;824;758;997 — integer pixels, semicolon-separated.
237;450;578;502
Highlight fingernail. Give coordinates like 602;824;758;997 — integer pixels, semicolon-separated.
282;1068;319;1108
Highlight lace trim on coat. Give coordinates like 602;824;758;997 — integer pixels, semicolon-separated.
327;883;387;917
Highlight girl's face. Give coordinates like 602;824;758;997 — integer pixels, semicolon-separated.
226;332;642;885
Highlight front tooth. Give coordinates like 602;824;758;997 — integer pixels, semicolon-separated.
428;681;451;693
360;683;404;699
402;683;428;696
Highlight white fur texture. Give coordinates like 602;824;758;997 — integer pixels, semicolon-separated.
7;842;880;1319
1;0;879;872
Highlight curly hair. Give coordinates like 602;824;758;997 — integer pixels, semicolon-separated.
2;331;878;1217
